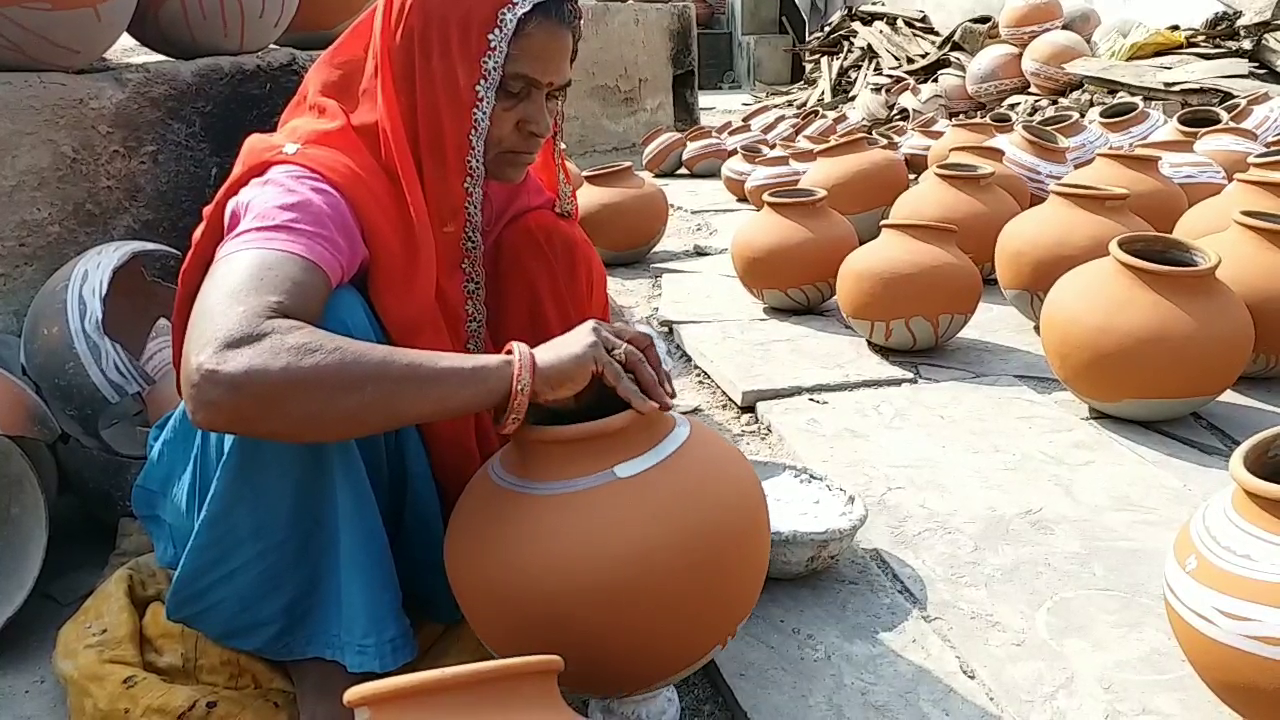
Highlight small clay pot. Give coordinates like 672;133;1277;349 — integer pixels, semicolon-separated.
1194;210;1280;377
999;0;1065;47
1061;150;1186;232
798;134;910;241
1035;111;1107;167
1193;125;1264;180
1133;137;1228;207
641;129;686;177
927;119;998;167
1095;99;1168;149
720;143;768;201
1175;159;1280;239
682;131;729;177
986;110;1016;134
993;123;1072;205
1021;29;1089;95
1039;233;1254;421
836;220;983;352
576;162;669;265
1149;106;1229;141
731;187;860;311
744;150;805;208
965;44;1030;104
923;142;1031;209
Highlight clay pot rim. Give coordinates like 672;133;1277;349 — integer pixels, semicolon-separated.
1235;171;1280;187
762;186;829;206
342;655;567;708
581;161;636;178
1097;99;1143;123
985;110;1016;127
1234;89;1272;108
1172;106;1228;131
1230;427;1280;501
1230;209;1280;234
1092;149;1161;165
933;161;997;180
1196;124;1258;142
950;118;995;129
1246;148;1280;168
737;142;771;160
1108;232;1220;278
685;126;714;141
877;121;908;137
521;407;666;442
1048;182;1131;202
879;219;959;234
946;142;1005;159
1035;111;1083;131
713;120;735;135
1014;122;1069;151
814;133;887;156
798;107;823;123
1220;98;1248;120
1133;137;1194;152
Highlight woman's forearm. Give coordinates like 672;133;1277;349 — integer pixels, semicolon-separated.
182;317;514;443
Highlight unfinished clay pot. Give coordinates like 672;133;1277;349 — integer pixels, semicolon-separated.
966;44;1030;104
444;398;770;698
129;0;297;59
1039;233;1254;421
343;655;584;719
1194;210;1280;378
1022;29;1089;95
1060;150;1185;232
937;68;983;117
1149;106;1229;142
999;0;1064;47
576;162;668;266
641;128;686;177
1035;111;1107;167
991;123;1072;204
1134;138;1228;207
277;0;372;49
888;162;1020;278
927;120;998;168
836;220;982;352
0;0;136;70
1095;99;1167;149
681;129;729;177
1176;165;1280;240
1166;426;1280;720
800;134;909;241
1194;125;1264;180
995;183;1151;323
731;187;859;312
925;143;1031;209
1224;89;1280;144
720;143;768;202
745;150;804;209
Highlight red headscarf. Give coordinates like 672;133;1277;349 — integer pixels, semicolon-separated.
171;0;606;510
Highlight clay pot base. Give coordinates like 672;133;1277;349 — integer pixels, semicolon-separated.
595;225;665;266
843;313;973;352
748;281;836;312
1001;288;1046;326
685;157;725;177
1245;353;1280;378
847;207;889;241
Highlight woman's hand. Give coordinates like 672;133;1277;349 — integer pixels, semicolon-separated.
530;320;676;413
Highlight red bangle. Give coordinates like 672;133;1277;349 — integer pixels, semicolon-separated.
497;341;534;435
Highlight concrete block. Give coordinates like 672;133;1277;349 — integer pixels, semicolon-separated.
734;33;793;89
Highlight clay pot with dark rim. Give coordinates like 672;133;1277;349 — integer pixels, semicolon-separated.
641;128;685;177
836;220;982;352
1149;106;1229;142
1175;162;1280;240
129;0;297;59
0;0;136;71
444;396;770;698
1095;99;1168;149
927;119;998;167
731;187;859;312
745;150;805;209
1039;233;1254;421
798;134;910;241
278;0;372;49
926;143;1031;209
576;162;669;265
992;123;1072;205
1194;210;1280;378
1134;137;1228;207
995;183;1152;324
1061;149;1186;232
720;142;768;201
1035;111;1107;167
1193;125;1264;180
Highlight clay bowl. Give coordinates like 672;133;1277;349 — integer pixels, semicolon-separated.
752;457;868;580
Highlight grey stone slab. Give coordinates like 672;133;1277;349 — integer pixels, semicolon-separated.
756;378;1231;720
717;549;1000;720
1047;389;1230;455
1194;379;1280;444
658;272;835;325
916;364;979;382
673;314;914;406
693;210;758;255
650;253;737;277
879;286;1052;379
652;174;748;213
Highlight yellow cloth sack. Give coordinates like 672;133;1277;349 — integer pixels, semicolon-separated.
1095;23;1187;61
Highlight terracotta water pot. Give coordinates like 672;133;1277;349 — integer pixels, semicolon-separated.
835;220;982;352
994;183;1152;323
1194;210;1280;378
682;130;729;177
1194;125;1264;180
800;134;909;241
999;0;1065;47
713;121;736;138
745;150;805;209
887;162;1019;278
1063;4;1101;42
741;105;775;127
938;68;983;117
720;143;768;201
777;141;817;170
129;0;297;59
966;44;1030;104
901;123;946;175
1149;106;1229;141
1060;150;1186;232
797;114;838;139
1175;152;1280;238
1223;89;1280;144
0;0;136;70
927;120;998;167
1021;29;1089;95
992;123;1072;205
1035;111;1107;167
925;143;1031;209
641;128;686;177
1039;233;1254;421
343;655;584;719
444;400;771;698
724;125;768;155
576;162;669;265
278;0;372;49
765;119;802;146
1165;426;1280;720
1134;138;1228;207
987;110;1017;135
731;187;859;311
1095;99;1167;149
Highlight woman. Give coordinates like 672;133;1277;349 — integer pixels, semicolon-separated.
120;0;672;717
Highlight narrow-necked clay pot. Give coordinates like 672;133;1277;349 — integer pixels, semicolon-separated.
1035;111;1107;167
1039;233;1254;421
927;119;998;167
1166;426;1280;720
999;0;1065;47
798;134;910;241
720;143;768;201
836;220;982;352
1193;125;1264;180
986;110;1016;135
992;123;1072;205
1095;99;1168;149
682;130;729;177
1022;29;1089;95
641;129;686;177
1175;164;1280;240
887;162;1019;278
1149;106;1229;141
1223;89;1280;144
713;121;736;138
1195;210;1280;377
731;187;860;311
926;143;1031;209
966;44;1030;104
938;68;984;117
1134;137;1228;207
766;119;802;146
445;402;770;698
777;141;817;170
576;162;669;265
343;655;585;719
994;183;1152;323
745;150;805;209
724;124;769;155
1061;150;1186;232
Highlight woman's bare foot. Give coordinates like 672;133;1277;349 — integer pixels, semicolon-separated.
287;659;375;720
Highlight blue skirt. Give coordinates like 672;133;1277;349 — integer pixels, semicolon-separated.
131;284;461;674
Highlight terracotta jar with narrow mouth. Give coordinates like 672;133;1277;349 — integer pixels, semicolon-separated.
991;123;1072;205
576;162;669;266
682;129;729;177
987;110;1016;135
798;134;910;241
1166;426;1280;720
1134;137;1228;207
444;399;770;699
999;0;1065;47
720;143;769;202
836;220;982;352
888;161;1020;279
731;187;860;312
1035;111;1107;167
925;143;1031;209
1150;106;1229;141
1095;99;1168;149
1038;233;1254;422
641;128;686;177
1194;125;1265;180
745;150;805;208
994;183;1152;324
777;141;818;171
343;655;585;719
723;124;769;155
1195;210;1280;378
1223;89;1280;144
1061;150;1186;232
927;119;998;167
1175;166;1280;240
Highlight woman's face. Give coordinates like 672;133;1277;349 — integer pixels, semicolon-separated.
485;20;575;183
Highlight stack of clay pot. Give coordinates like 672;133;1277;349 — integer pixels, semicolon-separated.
0;0;137;70
575;162;669;266
129;0;300;59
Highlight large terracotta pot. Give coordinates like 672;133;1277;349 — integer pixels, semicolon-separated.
682;129;729;177
927;120;998;168
1035;111;1107;167
1095;99;1167;149
720;143;768;201
641;128;686;177
1134;138;1228;207
1149;106;1229;142
731;187;859;312
1039;233;1254;421
344;655;584;719
1175;154;1280;239
991;123;1072;205
745;150;805;209
888;161;1019;279
1223;89;1280;144
1021;29;1089;95
995;183;1151;323
277;0;372;49
966;44;1030;104
1195;210;1280;378
798;134;909;241
0;0;136;70
129;0;297;59
576;162;668;266
1194;125;1264;180
1061;150;1186;232
927;143;1031;209
444;401;771;698
999;0;1065;47
1165;426;1280;720
836;220;982;352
